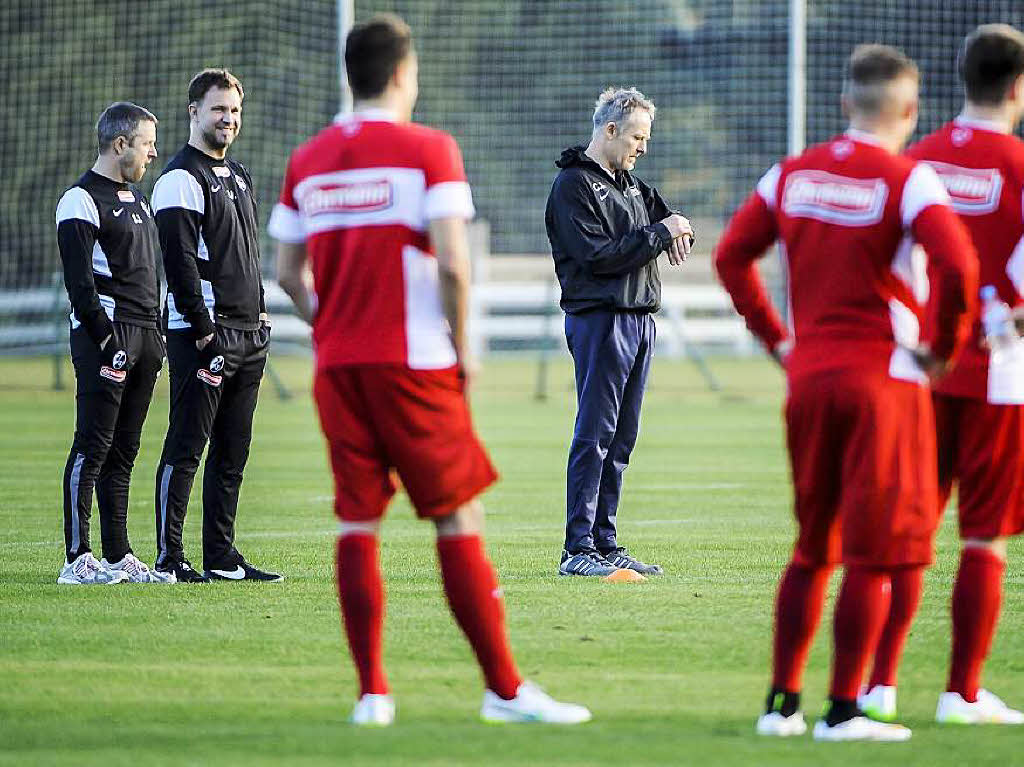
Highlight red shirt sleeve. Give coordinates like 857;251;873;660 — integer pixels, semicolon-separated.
714;192;788;352
423;132;475;221
912;203;979;361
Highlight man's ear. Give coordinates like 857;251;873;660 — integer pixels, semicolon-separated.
111;135;128;156
604;121;618;140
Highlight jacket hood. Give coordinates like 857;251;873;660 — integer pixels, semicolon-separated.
556;145;594;169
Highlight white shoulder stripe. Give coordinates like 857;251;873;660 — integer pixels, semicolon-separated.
755;164;782;211
901;162;951;228
267;203;307;243
152;168;205;215
424;181;475;221
56;187;100;227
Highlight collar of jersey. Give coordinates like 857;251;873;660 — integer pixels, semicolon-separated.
954;114;1010;134
334;107;397;124
843;128;884;147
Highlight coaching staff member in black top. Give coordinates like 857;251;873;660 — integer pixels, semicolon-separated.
55;102;172;585
546;87;693;578
151;69;280;582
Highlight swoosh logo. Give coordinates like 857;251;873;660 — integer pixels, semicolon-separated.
210;565;245;579
113;208;124;217
211;184;222;192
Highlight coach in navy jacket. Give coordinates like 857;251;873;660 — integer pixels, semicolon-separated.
545;86;693;578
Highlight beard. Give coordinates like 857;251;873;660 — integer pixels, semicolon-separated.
202;125;234;151
119;154;145;183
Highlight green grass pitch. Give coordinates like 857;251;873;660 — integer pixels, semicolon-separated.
1;355;1021;766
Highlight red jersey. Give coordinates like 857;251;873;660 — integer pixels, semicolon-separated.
268;109;475;371
715;131;978;383
908;117;1024;403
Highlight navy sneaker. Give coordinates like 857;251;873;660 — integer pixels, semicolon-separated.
204;561;284;582
599;547;663;575
558;550;619;577
155;558;210;583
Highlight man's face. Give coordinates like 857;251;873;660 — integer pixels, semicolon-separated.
191;86;242;152
118;120;158;183
605;111;652;171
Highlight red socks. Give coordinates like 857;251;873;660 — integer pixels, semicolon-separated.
948;547;1005;702
772;562;832;692
437;535;522;700
868;566;924;688
336;534;389;696
830;566;891;700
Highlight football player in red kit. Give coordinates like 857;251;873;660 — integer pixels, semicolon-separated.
270;14;590;727
863;24;1024;726
716;44;977;741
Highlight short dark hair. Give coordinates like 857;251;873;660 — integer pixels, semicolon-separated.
843;44;919;115
96;101;158;152
959;24;1024;106
345;13;413;100
188;68;244;106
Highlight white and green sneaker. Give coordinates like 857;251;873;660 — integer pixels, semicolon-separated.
936;690;1024;724
57;552;128;585
481;681;591;724
859;684;897;722
101;553;176;583
812;716;911;742
351;694;395;726
756;711;807;736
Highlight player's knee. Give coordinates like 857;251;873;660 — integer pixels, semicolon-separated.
434;499;484;537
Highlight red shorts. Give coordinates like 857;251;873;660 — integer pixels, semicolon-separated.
313;365;498;521
786;371;939;567
933;393;1024;539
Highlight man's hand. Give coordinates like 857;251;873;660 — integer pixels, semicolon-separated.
195;332;215;351
911;344;950;382
771;338;793;370
457;354;480;396
660;214;694;266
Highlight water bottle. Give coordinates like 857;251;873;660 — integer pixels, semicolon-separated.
981;285;1014;349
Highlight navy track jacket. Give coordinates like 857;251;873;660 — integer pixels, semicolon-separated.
545;146;676;314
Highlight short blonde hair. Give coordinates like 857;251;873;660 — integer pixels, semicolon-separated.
592;86;656;129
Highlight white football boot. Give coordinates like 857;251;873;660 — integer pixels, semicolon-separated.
351;694;395;726
57;552;129;585
480;681;591;724
756;711;808;736
813;716;911;742
858;684;898;722
936;690;1024;724
101;553;176;583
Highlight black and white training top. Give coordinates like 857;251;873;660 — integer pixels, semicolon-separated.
55;170;161;345
152;144;265;338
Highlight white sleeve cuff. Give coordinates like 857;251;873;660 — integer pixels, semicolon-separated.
268;203;307;243
424;181;475;221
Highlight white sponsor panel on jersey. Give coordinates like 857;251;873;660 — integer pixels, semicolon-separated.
117;190;135;203
781;170;888;226
402;244;457;370
887;298;927;384
924;161;1003;215
293;167;428;234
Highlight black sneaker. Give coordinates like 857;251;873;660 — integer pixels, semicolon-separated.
156;559;210;583
599;547;663;575
558;549;619;577
204;561;284;582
